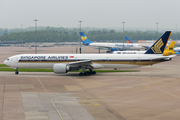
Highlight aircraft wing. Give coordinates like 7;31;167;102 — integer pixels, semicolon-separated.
68;60;92;67
93;46;112;50
141;45;150;49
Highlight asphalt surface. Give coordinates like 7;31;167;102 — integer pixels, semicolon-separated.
0;46;179;120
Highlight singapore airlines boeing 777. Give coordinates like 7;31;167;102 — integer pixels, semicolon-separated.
4;31;174;76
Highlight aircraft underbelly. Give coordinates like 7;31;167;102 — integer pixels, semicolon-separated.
100;64;140;68
16;63;54;68
15;63;141;69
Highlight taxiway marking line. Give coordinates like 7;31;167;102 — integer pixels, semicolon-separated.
139;82;180;100
51;98;64;120
37;77;48;93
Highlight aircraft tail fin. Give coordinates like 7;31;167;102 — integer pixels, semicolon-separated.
163;41;176;56
79;32;92;45
145;31;172;54
125;36;133;43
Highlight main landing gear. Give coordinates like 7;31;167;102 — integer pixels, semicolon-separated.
15;68;19;74
79;70;96;76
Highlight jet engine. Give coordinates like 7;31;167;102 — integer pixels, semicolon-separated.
111;48;118;51
106;48;119;53
53;63;70;74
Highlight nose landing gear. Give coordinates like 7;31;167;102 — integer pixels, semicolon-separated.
15;68;19;74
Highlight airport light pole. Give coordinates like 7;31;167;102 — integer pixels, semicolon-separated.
78;20;82;54
21;24;23;42
156;22;159;34
34;19;38;54
122;21;125;33
176;25;177;40
58;24;59;43
122;21;125;50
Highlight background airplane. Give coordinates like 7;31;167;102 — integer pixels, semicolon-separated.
113;41;176;56
174;47;180;54
79;32;144;53
125;36;153;49
4;31;174;76
126;36;180;54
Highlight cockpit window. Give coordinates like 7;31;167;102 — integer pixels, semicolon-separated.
7;59;9;61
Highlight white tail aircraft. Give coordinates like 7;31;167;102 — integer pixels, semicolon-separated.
112;41;176;56
4;31;175;76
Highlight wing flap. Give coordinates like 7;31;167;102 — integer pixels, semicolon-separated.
68;60;92;67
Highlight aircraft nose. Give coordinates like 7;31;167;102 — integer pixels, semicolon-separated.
4;60;7;65
4;59;9;66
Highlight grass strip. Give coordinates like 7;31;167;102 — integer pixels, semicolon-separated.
0;64;9;67
0;68;53;72
0;67;139;72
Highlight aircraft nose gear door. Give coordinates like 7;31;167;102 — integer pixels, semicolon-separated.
14;57;19;74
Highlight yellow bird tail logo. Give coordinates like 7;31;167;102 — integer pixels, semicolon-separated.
151;38;164;53
169;47;173;50
81;36;87;41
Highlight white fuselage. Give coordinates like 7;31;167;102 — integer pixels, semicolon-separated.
112;51;146;54
88;43;143;50
4;54;171;69
174;47;180;52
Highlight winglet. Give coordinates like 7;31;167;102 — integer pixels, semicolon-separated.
163;41;176;56
145;31;172;54
125;36;133;43
79;32;92;45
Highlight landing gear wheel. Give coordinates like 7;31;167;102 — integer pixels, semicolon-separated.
79;70;96;76
79;72;83;76
85;71;90;76
15;71;19;74
15;68;19;75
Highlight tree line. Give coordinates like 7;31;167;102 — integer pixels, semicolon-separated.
0;27;179;42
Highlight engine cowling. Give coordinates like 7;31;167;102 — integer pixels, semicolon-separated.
53;63;70;74
111;48;118;51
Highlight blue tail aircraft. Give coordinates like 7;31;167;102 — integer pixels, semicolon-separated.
79;32;144;52
79;32;92;45
125;36;134;43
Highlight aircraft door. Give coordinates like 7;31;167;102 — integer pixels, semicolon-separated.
106;57;109;63
15;57;19;63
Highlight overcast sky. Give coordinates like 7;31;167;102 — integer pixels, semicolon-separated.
0;0;180;30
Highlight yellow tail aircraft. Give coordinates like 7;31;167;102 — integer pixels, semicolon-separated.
163;41;176;56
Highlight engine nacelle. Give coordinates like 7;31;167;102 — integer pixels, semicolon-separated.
53;63;70;74
111;48;118;51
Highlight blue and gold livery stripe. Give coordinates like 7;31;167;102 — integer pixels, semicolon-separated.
18;59;170;65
